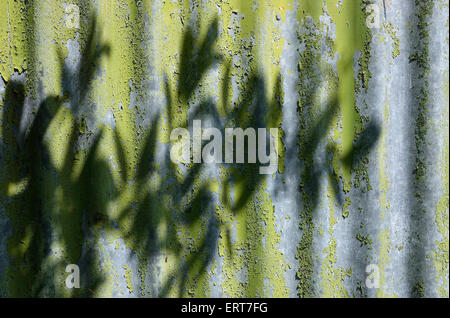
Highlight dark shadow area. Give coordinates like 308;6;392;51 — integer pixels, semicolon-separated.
294;7;381;297
114;18;223;297
0;11;110;297
405;0;434;298
114;13;284;296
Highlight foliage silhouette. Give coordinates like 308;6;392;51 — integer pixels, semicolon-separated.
0;12;110;297
0;4;395;299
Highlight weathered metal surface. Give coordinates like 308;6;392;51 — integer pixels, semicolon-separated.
0;0;448;297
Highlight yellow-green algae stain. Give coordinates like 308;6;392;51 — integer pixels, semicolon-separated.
384;22;400;59
0;0;152;297
376;229;396;297
342;196;351;219
326;0;369;191
378;85;390;220
320;182;351;297
295;1;327;297
0;0;28;82
0;0;99;297
123;265;134;294
203;0;291;298
374;82;394;297
294;0;374;297
430;75;449;297
217;168;289;297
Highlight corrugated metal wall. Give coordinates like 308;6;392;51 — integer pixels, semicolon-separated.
0;0;448;297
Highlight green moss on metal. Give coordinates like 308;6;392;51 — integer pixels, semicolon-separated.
357;0;374;92
320;183;351;297
295;11;322;298
412;279;425;298
123;265;134;294
410;0;433;209
408;0;435;295
356;232;373;248
327;0;369;186
384;22;400;59
295;0;373;297
342;196;351;218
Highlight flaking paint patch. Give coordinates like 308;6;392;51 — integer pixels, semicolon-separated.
320;182;351;297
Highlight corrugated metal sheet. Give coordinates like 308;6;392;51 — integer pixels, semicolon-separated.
0;0;448;297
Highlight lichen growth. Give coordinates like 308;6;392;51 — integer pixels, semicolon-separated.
356;232;373;248
122;265;134;294
384;22;400;59
342;196;351;218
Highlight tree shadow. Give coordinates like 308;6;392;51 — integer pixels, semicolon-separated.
294;8;381;297
115;18;222;297
405;0;434;298
0;3;390;299
114;14;283;296
0;12;110;297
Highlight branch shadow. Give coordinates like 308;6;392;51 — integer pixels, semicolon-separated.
0;12;111;297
